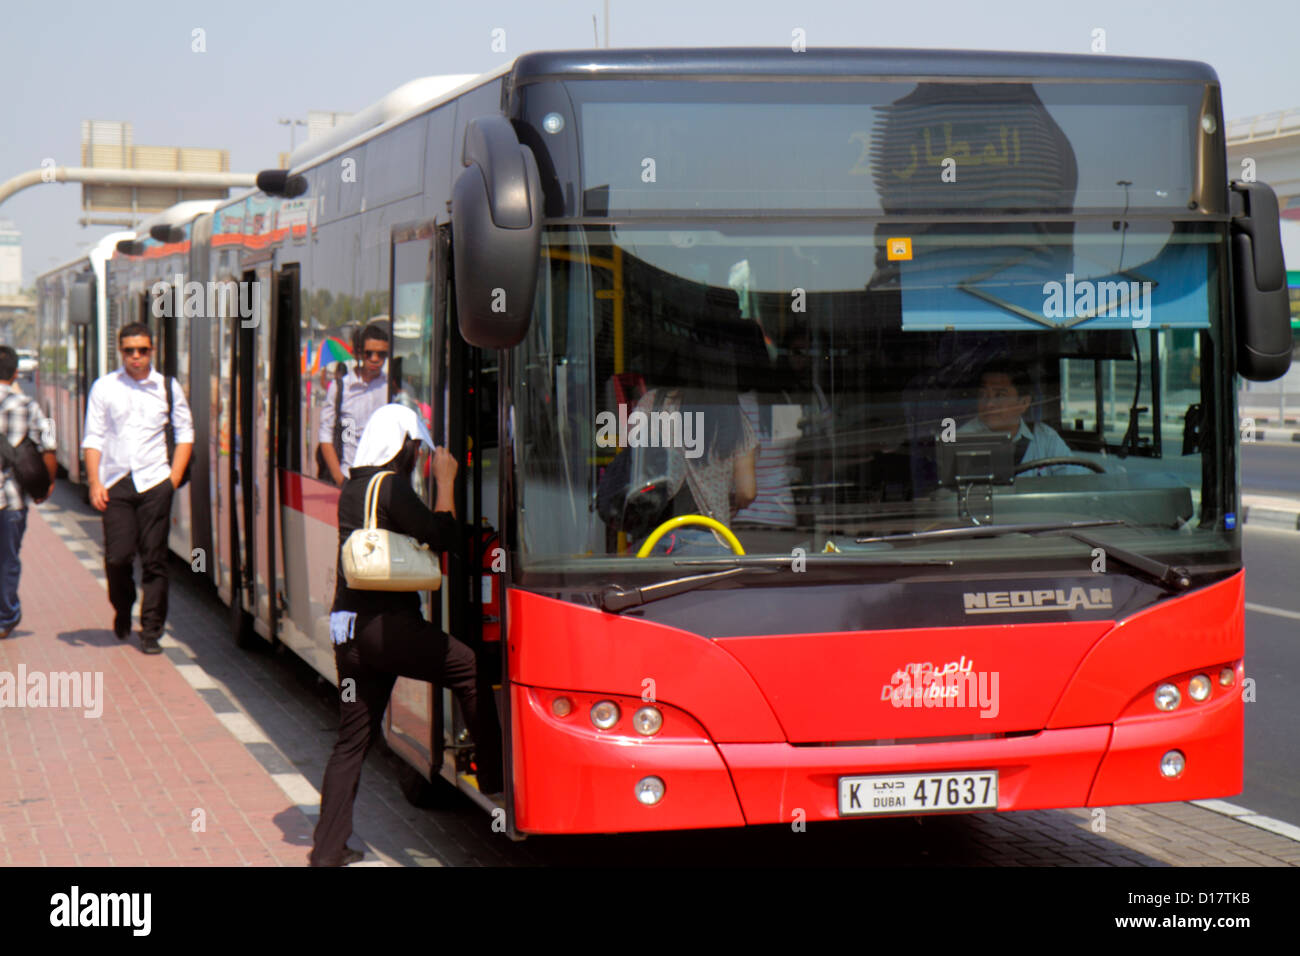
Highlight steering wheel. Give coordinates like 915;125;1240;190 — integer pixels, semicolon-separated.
635;515;746;558
1015;457;1106;475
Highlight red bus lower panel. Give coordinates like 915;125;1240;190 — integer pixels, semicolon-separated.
511;684;747;834
1087;682;1243;806
718;727;1109;825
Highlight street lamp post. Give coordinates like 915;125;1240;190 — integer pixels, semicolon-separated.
278;118;307;155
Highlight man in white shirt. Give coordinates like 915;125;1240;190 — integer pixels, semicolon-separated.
958;360;1087;476
81;323;194;654
317;320;390;486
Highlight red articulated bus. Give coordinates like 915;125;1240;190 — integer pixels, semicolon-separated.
76;48;1292;837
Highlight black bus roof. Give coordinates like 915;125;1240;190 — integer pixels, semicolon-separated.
510;47;1218;86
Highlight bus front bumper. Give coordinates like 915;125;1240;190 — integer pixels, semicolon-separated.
511;681;1241;833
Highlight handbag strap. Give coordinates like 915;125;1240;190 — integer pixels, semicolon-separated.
362;470;394;530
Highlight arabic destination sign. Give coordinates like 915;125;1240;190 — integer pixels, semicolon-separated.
578;80;1198;215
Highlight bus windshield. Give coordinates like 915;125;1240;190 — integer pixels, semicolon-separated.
514;221;1236;581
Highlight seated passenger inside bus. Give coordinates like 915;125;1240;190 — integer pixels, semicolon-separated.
627;380;758;554
957;359;1090;476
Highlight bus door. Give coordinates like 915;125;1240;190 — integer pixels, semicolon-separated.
213;272;234;609
443;239;502;795
187;215;215;586
384;225;442;783
153;277;194;559
229;267;267;647
72;281;95;485
385;224;503;804
251;264;275;633
270;263;304;654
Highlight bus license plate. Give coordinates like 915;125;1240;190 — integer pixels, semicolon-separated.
839;771;998;816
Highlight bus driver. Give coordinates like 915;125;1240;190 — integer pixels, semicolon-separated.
958;360;1088;477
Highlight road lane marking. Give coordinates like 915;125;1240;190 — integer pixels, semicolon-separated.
271;773;321;808
175;664;219;689
217;711;271;744
1243;816;1300;842
1190;800;1300;845
1245;602;1300;621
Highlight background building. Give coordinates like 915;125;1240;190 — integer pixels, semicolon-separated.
79;120;232;227
0;220;20;296
1228;107;1300;410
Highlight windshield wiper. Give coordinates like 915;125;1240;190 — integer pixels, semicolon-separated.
601;567;774;612
858;519;1192;592
600;554;956;613
1041;527;1192;591
667;554;958;568
856;519;1125;545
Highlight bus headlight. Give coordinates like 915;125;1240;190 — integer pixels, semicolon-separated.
1160;750;1185;778
1219;668;1235;687
551;696;572;717
1187;675;1211;702
1154;683;1181;711
590;700;620;730
632;706;663;736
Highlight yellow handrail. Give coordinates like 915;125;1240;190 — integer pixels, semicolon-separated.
635;515;746;558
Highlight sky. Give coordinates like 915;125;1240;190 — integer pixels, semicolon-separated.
3;0;1298;285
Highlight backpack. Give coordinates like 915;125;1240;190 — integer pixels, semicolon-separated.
165;376;192;488
0;432;51;502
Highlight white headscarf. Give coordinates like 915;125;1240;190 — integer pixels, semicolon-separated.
351;403;435;469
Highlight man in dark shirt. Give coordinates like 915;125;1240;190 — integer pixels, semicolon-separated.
311;403;503;867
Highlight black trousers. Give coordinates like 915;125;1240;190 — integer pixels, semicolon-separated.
103;476;174;640
310;611;504;866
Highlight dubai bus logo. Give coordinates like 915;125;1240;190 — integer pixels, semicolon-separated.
881;657;1000;718
962;588;1113;614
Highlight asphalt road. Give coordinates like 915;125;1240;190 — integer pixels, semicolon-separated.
1241;440;1300;497
1241;526;1300;825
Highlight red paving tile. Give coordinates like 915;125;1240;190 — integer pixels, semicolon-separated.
0;509;313;866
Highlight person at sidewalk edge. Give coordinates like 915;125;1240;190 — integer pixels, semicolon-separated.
81;322;194;655
310;403;504;867
0;346;57;639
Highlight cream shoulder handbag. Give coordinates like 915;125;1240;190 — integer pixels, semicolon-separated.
341;471;442;591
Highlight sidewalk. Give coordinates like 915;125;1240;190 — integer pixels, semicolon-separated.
0;506;314;866
1241;494;1300;532
1244;427;1300;443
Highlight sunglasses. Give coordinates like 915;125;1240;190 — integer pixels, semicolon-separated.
364;350;389;359
122;347;152;356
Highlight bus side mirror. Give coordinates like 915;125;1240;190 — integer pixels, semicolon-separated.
1230;181;1292;381
451;114;543;349
69;276;96;326
256;169;309;198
